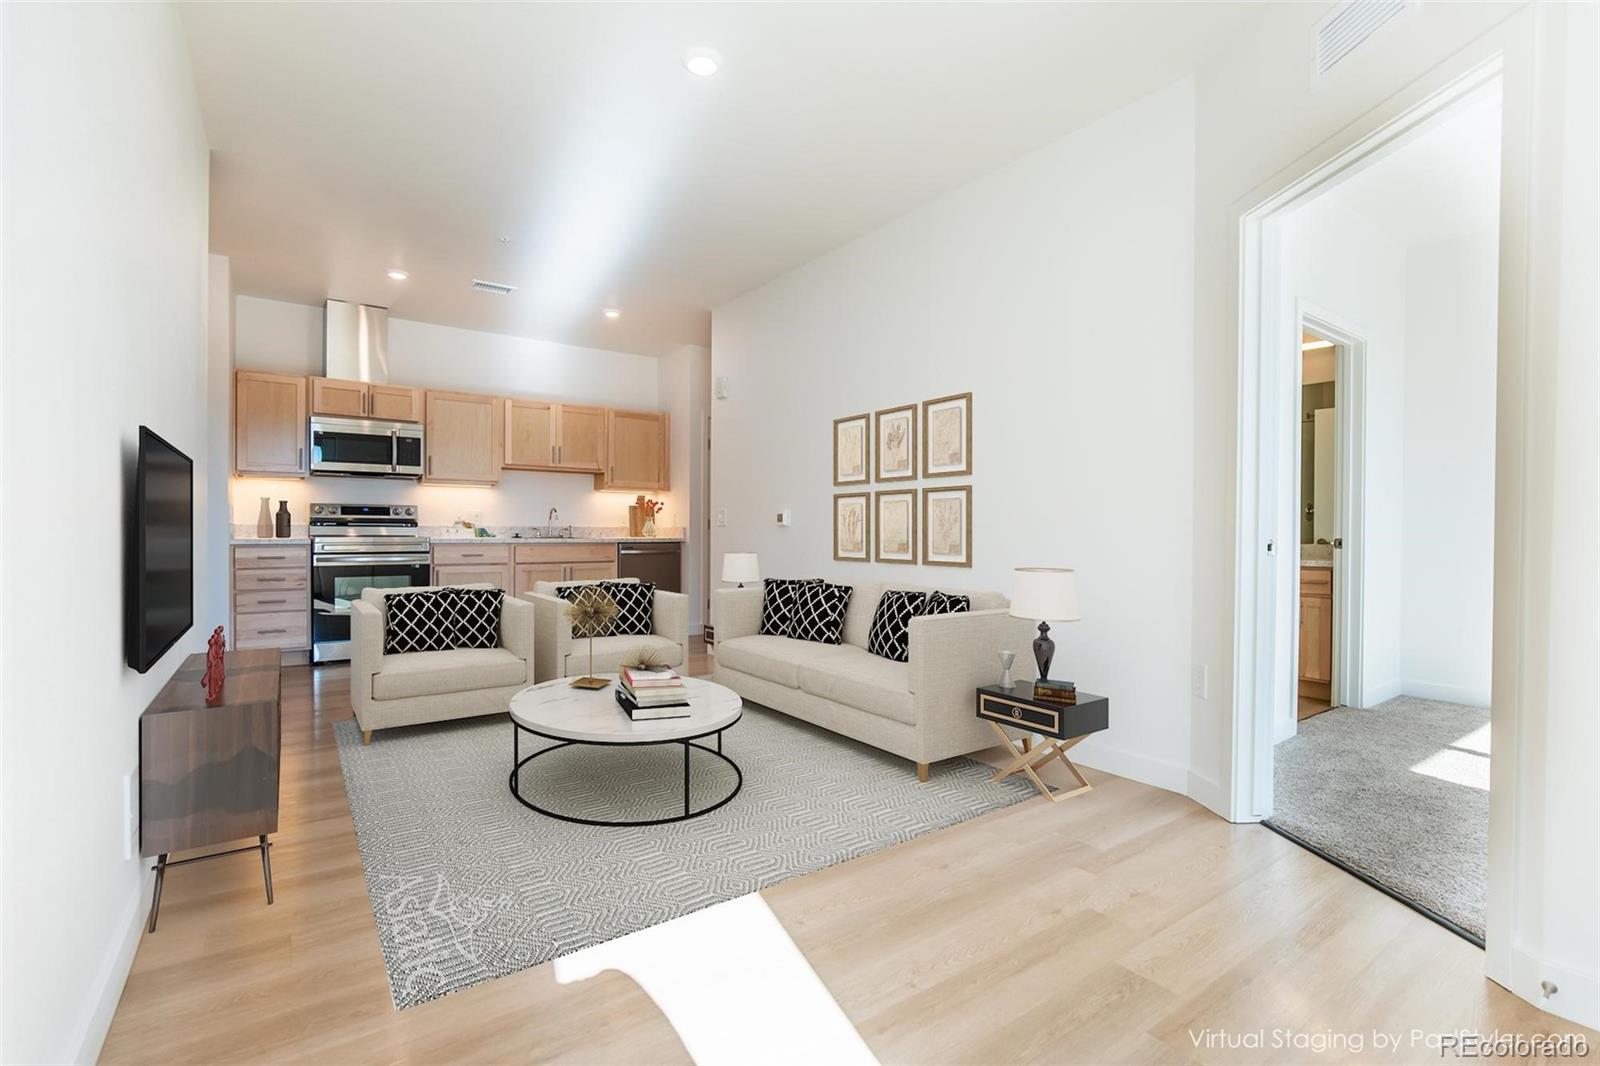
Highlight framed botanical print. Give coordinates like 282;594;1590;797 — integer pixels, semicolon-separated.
874;404;917;482
833;492;870;562
874;489;917;564
833;413;870;486
922;485;972;567
922;392;973;478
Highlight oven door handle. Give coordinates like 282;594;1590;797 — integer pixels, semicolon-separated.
312;555;432;566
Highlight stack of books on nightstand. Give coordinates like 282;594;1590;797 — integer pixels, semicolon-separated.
1032;678;1078;706
616;667;691;720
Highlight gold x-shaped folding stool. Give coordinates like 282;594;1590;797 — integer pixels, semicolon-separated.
987;722;1092;801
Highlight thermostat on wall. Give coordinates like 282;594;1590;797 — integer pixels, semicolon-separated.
775;509;791;527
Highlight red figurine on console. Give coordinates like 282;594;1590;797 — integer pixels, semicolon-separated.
201;626;226;704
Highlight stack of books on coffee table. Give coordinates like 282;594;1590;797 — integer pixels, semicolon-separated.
1031;678;1078;706
616;667;691;720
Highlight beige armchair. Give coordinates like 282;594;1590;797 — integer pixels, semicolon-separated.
522;577;689;682
350;584;534;743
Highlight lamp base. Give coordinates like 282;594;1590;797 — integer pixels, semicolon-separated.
1033;621;1055;682
570;676;610;690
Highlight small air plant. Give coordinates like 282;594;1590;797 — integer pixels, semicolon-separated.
565;589;619;689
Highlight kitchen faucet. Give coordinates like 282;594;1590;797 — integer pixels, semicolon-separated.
548;507;559;525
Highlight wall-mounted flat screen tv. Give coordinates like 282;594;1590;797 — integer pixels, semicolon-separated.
127;426;193;673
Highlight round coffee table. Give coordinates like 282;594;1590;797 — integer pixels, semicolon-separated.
508;675;743;826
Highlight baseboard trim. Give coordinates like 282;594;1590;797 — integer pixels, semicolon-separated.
1070;739;1188;795
1504;944;1600;1031
1260;820;1484;948
68;868;150;1064
1398;680;1491;706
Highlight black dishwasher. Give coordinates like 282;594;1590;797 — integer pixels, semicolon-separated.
618;541;683;592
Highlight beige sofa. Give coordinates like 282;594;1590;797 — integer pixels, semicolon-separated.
350;584;535;742
522;577;689;682
711;582;1034;779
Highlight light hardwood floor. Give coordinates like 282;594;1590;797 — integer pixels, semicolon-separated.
101;640;1590;1064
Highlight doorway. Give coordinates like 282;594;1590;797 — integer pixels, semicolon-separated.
1240;73;1503;945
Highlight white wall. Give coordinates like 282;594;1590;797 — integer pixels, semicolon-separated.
1401;233;1497;705
659;344;711;631
230;297;700;538
0;4;212;1062
711;79;1197;793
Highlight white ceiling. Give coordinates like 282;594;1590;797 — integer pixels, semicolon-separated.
1325;86;1503;250
182;2;1262;356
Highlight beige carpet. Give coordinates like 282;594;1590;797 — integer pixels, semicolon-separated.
1268;696;1489;941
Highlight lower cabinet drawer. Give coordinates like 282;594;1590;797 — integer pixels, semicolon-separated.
236;568;307;592
234;610;308;650
235;589;310;615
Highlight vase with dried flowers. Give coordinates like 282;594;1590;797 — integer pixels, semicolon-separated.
565;587;619;689
632;495;663;537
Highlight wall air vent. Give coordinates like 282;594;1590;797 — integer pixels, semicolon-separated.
469;279;517;295
1313;0;1414;81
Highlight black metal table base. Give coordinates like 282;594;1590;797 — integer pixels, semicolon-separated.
510;717;742;827
147;835;273;933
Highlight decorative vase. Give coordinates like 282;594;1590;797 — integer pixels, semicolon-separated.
275;500;291;538
255;497;273;538
642;517;657;537
998;650;1016;689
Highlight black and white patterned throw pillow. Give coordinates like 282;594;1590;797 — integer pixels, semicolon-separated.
867;589;927;662
557;584;619;638
761;578;821;637
599;581;654;636
923;590;971;616
383;590;455;654
791;581;852;644
443;587;503;649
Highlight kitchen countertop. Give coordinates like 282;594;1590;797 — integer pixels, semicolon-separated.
231;534;683;546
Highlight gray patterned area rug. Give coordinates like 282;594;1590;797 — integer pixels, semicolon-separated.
334;705;1033;1008
1268;696;1489;940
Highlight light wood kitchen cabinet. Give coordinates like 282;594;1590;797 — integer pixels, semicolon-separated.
425;391;502;484
369;384;421;421
1299;566;1333;692
231;544;310;652
595;409;668;491
514;543;619;592
314;377;423;421
432;543;512;592
310;377;367;417
505;401;608;473
235;371;308;477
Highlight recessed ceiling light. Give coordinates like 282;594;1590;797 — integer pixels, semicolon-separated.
386;269;409;281
683;47;721;77
603;308;621;320
498;236;511;244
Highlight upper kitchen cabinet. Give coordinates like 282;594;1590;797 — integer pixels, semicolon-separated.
235;371;307;477
368;384;421;422
504;401;607;473
596;408;668;491
310;377;421;421
424;390;502;484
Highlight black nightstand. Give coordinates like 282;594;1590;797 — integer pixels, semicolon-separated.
975;683;1109;801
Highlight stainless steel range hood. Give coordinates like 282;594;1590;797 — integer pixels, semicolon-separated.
323;300;389;383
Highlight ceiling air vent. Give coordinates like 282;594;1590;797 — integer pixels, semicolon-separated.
1313;0;1414;81
469;279;517;295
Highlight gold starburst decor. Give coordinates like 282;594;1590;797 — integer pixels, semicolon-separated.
565;589;619;689
621;646;667;671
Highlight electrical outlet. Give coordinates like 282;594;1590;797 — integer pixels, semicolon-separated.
715;509;727;527
1191;664;1209;700
123;771;139;860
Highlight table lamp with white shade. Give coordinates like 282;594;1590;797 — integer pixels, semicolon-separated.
1009;567;1080;683
721;552;761;588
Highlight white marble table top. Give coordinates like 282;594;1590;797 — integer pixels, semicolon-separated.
510;675;742;743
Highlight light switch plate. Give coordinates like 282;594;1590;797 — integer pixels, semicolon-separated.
715;509;727;527
1191;664;1209;700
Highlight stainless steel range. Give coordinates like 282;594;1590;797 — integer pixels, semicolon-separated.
309;503;429;664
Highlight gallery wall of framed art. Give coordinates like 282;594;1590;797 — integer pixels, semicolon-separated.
830;392;972;567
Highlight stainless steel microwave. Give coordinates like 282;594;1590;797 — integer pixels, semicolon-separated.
309;415;424;478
